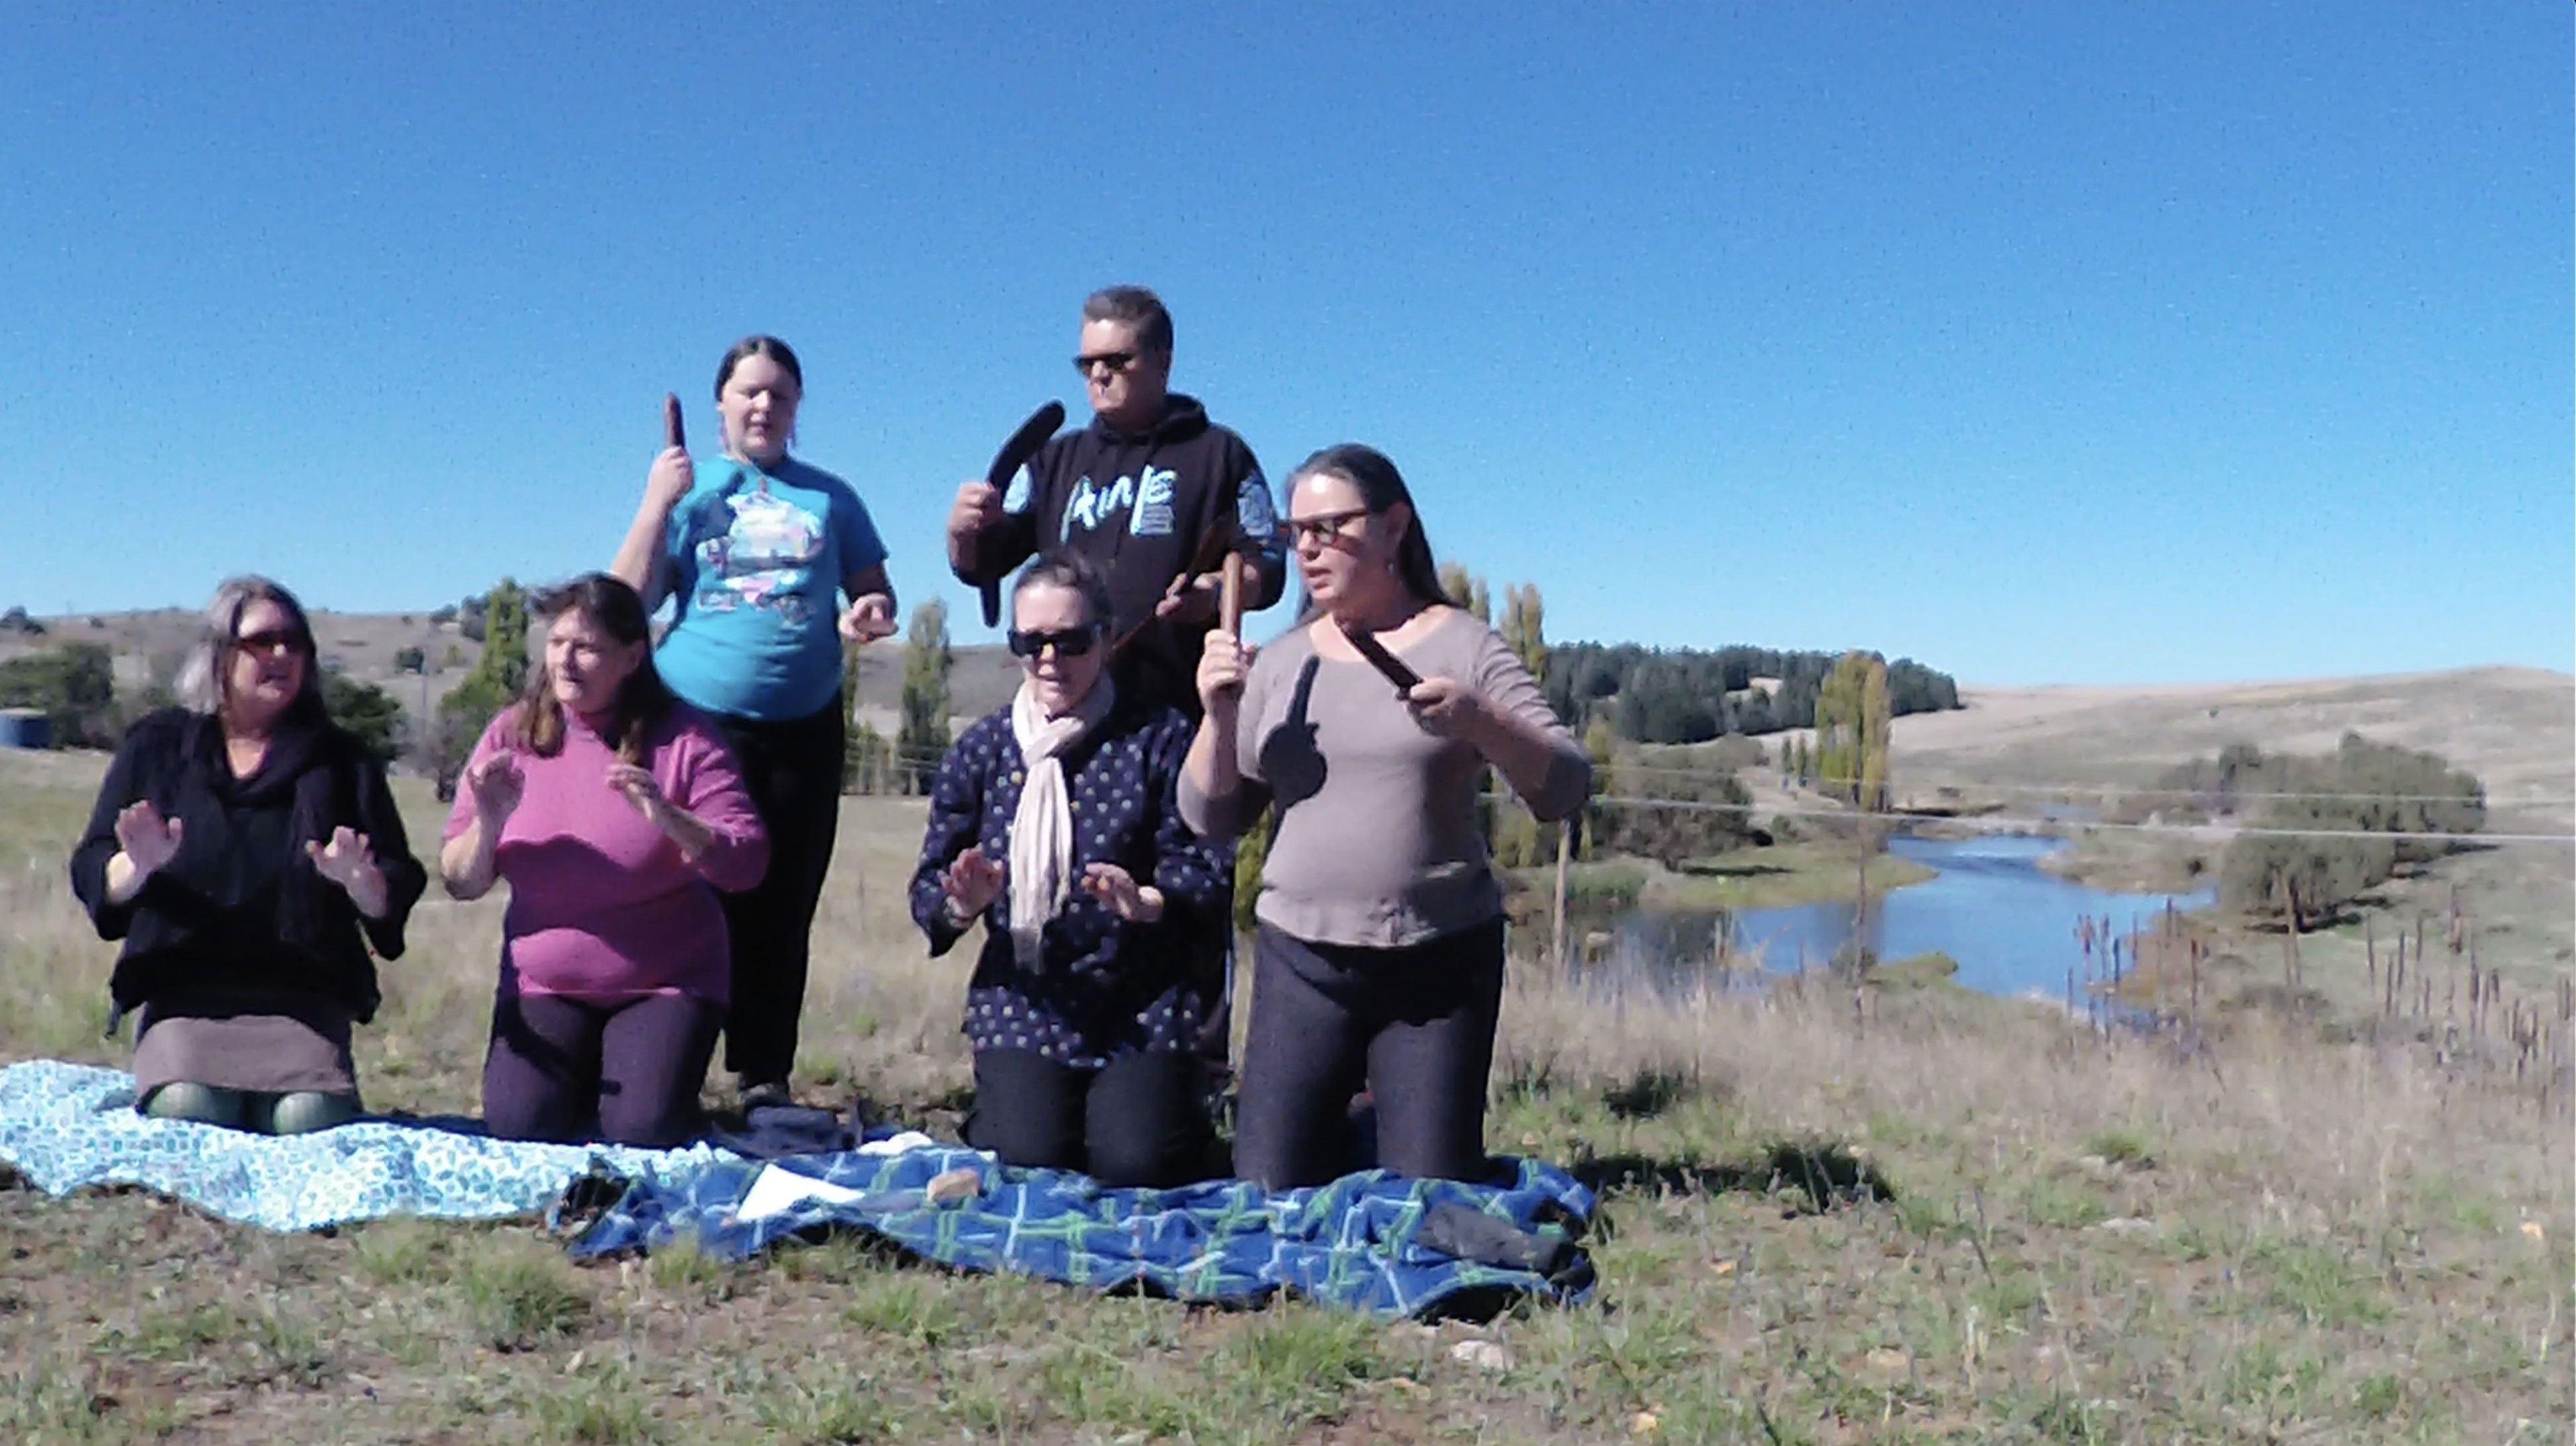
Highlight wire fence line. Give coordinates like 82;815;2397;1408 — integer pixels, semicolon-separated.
842;741;2574;846
1600;757;2571;808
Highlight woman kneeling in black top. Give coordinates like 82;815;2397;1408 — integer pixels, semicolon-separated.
68;576;427;1134
909;557;1228;1187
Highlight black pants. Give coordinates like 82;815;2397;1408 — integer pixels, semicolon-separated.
482;991;721;1148
964;1048;1214;1189
709;700;845;1086
1232;918;1507;1190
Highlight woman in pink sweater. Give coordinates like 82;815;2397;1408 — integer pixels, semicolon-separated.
439;574;768;1146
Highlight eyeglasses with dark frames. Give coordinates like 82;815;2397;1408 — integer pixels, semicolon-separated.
1284;508;1373;549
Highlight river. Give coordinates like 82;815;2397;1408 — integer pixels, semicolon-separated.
1598;833;2217;1001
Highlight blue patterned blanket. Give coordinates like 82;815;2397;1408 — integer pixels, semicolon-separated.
0;1060;729;1233
568;1146;1597;1319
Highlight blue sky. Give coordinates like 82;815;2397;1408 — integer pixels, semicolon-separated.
2;2;2567;686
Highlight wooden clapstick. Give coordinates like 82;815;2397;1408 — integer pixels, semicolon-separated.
1339;619;1425;695
663;392;686;451
1219;552;1246;637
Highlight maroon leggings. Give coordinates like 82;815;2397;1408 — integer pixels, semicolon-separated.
482;990;721;1148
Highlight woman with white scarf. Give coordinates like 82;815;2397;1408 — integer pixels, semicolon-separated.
909;556;1229;1187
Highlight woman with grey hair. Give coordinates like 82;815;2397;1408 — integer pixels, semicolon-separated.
908;555;1228;1187
68;576;427;1133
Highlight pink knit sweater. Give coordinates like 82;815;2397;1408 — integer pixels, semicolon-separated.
443;703;767;1001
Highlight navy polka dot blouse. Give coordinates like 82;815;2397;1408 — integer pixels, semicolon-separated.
909;694;1231;1068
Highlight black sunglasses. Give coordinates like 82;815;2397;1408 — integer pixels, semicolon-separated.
232;627;310;656
1072;350;1139;376
1007;624;1104;659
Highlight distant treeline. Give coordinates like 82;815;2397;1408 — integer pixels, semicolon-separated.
1542;643;1961;744
2124;734;2487;925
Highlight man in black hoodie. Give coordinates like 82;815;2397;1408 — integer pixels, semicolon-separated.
948;286;1283;1134
948;285;1285;717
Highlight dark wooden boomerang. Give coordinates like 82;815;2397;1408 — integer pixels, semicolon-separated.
977;401;1068;627
663;393;686;451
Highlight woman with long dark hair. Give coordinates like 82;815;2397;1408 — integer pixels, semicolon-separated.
441;574;768;1146
69;576;427;1134
609;335;895;1108
1181;445;1591;1189
909;556;1228;1187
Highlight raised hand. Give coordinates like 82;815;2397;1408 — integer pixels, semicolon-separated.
1403;676;1490;741
943;845;1006;919
113;801;183;878
1153;570;1221;625
643;445;694;518
839;592;897;643
1078;862;1164;923
948;480;1004;543
607;763;671;829
306;826;380;895
465;749;525;825
1196;629;1255;715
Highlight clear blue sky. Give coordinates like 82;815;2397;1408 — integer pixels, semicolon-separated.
3;2;2567;686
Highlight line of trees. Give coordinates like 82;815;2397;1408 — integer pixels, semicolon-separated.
1542;641;1959;745
2121;735;2488;926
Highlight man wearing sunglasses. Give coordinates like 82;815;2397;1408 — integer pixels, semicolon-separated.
948;286;1283;1116
946;285;1284;721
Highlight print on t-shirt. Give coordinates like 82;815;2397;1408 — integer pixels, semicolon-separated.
695;489;823;623
1059;464;1180;543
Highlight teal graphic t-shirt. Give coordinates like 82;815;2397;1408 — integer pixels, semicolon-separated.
653;456;888;722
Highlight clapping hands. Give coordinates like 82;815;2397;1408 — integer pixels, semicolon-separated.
1078;862;1164;923
942;845;1005;919
839;592;897;643
464;749;524;824
112;801;183;878
304;825;384;901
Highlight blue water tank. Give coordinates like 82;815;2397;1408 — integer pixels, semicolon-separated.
0;709;52;749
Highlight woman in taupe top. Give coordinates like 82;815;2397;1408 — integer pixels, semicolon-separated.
1181;444;1591;1187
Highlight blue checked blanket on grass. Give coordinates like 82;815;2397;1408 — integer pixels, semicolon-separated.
0;1060;730;1234
565;1146;1598;1319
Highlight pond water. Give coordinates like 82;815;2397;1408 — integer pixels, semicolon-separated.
1598;833;2217;1002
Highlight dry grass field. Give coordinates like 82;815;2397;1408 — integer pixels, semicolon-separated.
1;740;2568;1443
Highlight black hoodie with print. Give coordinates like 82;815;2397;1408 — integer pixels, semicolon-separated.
958;392;1285;715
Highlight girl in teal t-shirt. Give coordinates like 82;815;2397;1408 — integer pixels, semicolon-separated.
609;334;896;1107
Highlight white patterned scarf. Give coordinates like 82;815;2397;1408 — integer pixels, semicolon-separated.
1006;676;1116;968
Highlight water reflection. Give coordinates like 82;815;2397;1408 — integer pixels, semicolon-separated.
1595;834;2215;1001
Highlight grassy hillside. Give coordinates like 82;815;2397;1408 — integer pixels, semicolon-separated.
1;752;2565;1442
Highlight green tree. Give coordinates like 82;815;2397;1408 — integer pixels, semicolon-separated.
1437;563;1490;623
1577;716;1617;860
427;578;529;799
1812;651;1890;809
325;675;406;762
0;642;117;747
897;600;954;794
1499;583;1548;685
1599;753;1756;870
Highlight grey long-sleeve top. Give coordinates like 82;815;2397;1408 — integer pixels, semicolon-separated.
1180;610;1590;948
